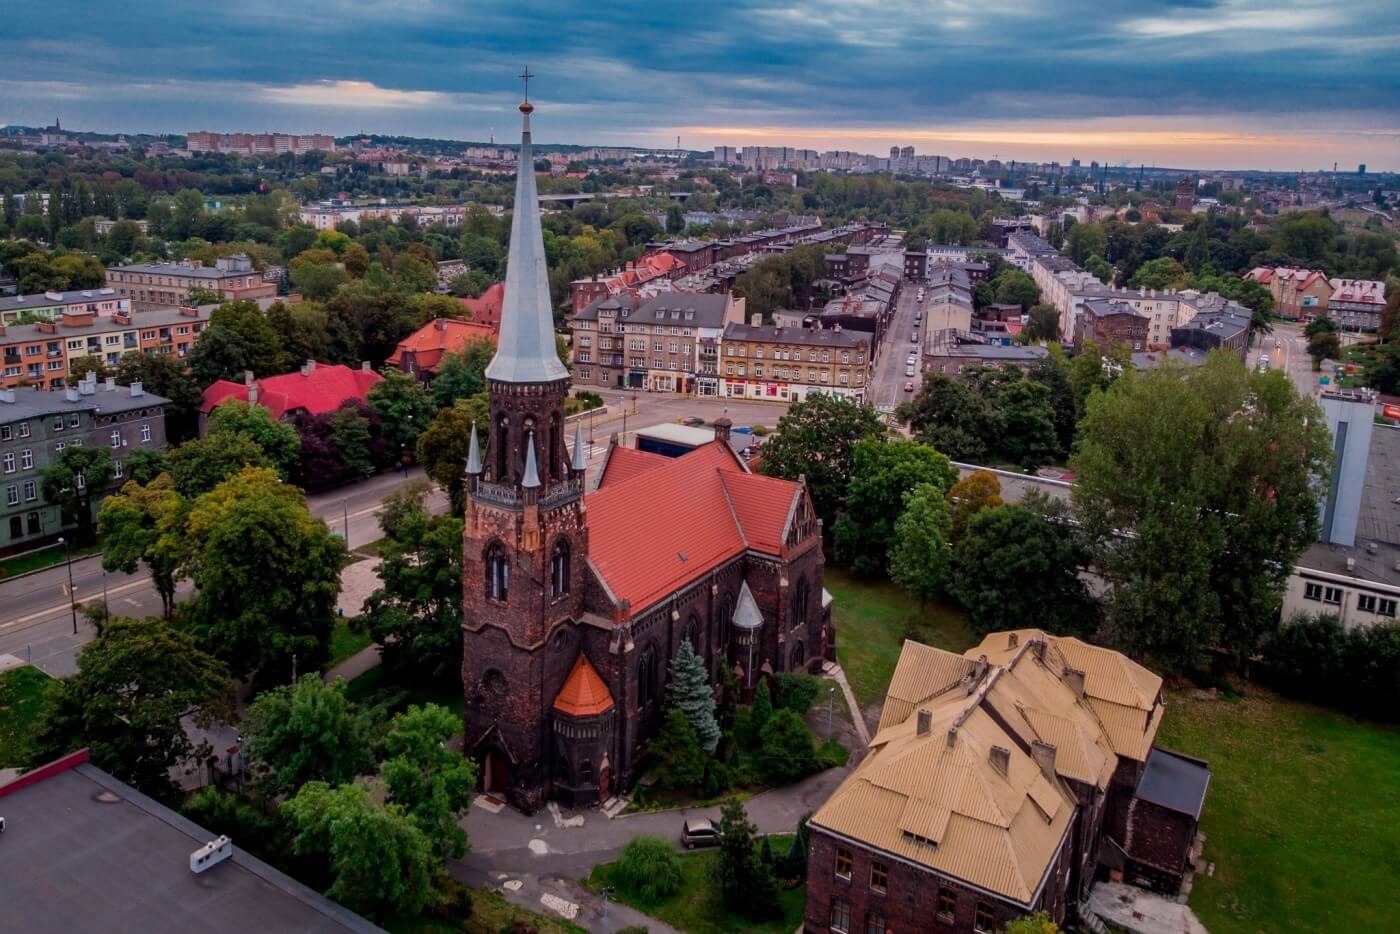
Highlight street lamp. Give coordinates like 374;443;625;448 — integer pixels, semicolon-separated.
59;536;77;635
828;685;836;741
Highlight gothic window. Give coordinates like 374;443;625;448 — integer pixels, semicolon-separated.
580;759;593;785
683;614;700;652
717;594;733;650
483;668;508;695
495;414;509;479
790;640;805;671
550;411;563;477
638;646;658;710
485;542;509;601
792;578;809;627
551;538;571;598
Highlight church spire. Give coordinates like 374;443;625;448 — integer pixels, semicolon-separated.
485;68;568;385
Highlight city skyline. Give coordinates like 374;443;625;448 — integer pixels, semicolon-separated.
2;0;1398;171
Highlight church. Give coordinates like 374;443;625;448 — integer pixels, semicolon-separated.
460;89;833;813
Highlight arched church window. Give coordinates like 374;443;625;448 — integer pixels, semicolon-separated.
638;646;658;710
551;538;571;598
792;578;809;628
485;542;509;601
717;594;733;650
683;614;700;652
790;641;805;671
495;415;510;479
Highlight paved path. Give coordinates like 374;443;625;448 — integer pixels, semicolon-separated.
823;661;871;745
452;866;683;934
324;644;382;684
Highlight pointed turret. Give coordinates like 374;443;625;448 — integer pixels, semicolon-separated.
465;421;482;475
522;431;541;489
571;421;587;473
485;91;568;384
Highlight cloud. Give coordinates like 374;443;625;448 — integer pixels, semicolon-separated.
258;80;452;109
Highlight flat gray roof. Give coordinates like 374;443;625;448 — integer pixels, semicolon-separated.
0;306;210;343
0;288;123;314
0;384;170;422
1135;747;1210;820
111;262;248;280
0;759;381;933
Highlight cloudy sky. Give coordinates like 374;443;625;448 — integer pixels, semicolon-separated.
4;0;1399;170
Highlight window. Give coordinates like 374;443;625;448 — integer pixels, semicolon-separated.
864;912;887;934
111;430;122;447
792;578;809;627
75;473;85;491
26;510;38;535
1;452;12;473
7;516;18;539
1324;586;1343;605
638;646;658;709
830;898;851;934
20;449;31;470
4;485;16;506
54;442;65;454
22;480;35;501
52;416;64;432
869;861;887;893
0;426;8;441
140;423;151;443
113;460;123;479
834;847;853;879
1358;594;1377;612
1380;599;1398;618
550;538;571;599
683;614;700;651
1304;582;1323;602
16;422;28;438
485;543;510;601
974;901;995;933
67;414;80;428
937;888;957;922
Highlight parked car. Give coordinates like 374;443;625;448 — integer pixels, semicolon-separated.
904;381;915;392
731;426;753;435
681;818;722;849
911;332;919;344
680;416;705;427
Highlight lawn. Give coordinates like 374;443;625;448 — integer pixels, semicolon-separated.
825;567;972;708
586;835;805;934
343;665;464;720
384;888;586;934
0;665;55;767
326;618;372;669
1157;685;1400;934
0;540;103;579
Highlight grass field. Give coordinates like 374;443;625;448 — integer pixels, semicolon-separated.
824;567;972;708
586;835;805;934
326;618;372;669
343;665;464;720
0;665;54;767
0;540;103;579
1157;686;1400;934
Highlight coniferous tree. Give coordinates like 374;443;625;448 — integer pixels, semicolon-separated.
750;677;774;733
652;707;706;790
665;640;720;753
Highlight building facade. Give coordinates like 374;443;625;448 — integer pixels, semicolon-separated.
718;323;869;402
1;306;211;390
1326;278;1387;332
1245;267;1332;320
107;255;276;310
0;289;129;326
569;292;745;394
1078;300;1149;353
460;100;831;813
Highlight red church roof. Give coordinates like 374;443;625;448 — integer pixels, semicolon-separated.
585;440;803;613
200;363;383;420
460;282;505;329
552;654;615;717
385;318;498;376
595;445;669;489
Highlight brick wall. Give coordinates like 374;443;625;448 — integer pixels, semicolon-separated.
1123;798;1195;893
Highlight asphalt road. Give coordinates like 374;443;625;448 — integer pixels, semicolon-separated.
1249;322;1317;399
0;393;793;677
868;284;924;410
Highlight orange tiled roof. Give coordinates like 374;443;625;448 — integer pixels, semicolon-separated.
596;445;669;489
585;440;801;613
553;654;615;717
460;282;505;328
385;318;497;374
200;364;382;420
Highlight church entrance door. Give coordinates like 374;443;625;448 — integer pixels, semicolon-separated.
482;748;511;794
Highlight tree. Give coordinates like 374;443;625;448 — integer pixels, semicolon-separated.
1128;256;1189;290
750;677;774;734
665;203;686;235
1084;254;1113;283
282;781;435;921
291;261;349;302
716;659;740;732
651;707;707;790
754;709;818;784
666;640;721;753
430;339;495;408
780;812;811;880
759;394;885;530
123;448;170;485
992;267;1039;310
1067;342;1131;419
898;373;999;463
711;797;780;919
184;467;347;679
1027;354;1078;459
1025;304;1060;342
68;355;111;383
243;675;377;793
1005;912;1061;934
832;438;958;576
167;430;273;498
330;402;375;479
947;471;1003;542
889;483;954;605
949;506;1094;638
39;445;114;545
612;836;683;902
381;703;477;859
996;379;1059;469
190;300;289;385
206;399;302;477
32;617;235;801
368;368;434;458
266;300;331;365
1066;223;1107;265
417;395;489;513
98;475;185;618
1307;328;1341;370
1071;354;1332;669
115;351;203;442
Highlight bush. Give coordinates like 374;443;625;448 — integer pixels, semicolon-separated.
1259;614;1400;719
751;425;769;436
817;738;850;769
755;709;818;784
772;672;823;715
612;836;683;904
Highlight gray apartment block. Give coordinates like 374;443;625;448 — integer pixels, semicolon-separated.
0;377;168;555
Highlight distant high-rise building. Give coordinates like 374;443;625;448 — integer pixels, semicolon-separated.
1358;164;1367;176
713;145;739;164
900;146;914;160
1175;177;1195;211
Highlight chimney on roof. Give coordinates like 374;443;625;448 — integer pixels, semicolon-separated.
1008;632;1019;649
248;382;259;405
1063;667;1085;699
302;359;315;376
65;386;80;402
129;381;143;397
946;727;957;748
243;370;254;386
1030;740;1057;781
989;745;1010;777
361;360;371;372
0;388;14;403
713;416;732;442
104;376;116;392
751;313;762;326
916;708;932;736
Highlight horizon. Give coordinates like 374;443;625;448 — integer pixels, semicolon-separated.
3;1;1399;173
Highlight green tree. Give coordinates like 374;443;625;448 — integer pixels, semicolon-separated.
754;708;818;784
368;368;434;457
1084;254;1113;283
31;617;235;801
949;506;1093;638
888;482;954;605
430;338;495;408
1066;223;1107;265
244;675;378;794
780;812;811;880
1072;354;1332;669
996;379;1059;469
947;471;1003;542
832;438;958;576
651;707;707;790
67;355;111;383
291;262;349;302
417;395;489;513
1067;342;1130;419
666;640;720;753
184;467;346;679
123;448;170;485
710;797;780;919
665;204;686;235
206;399;301;477
1307;328;1340;370
1025;304;1060;342
1004;911;1061;934
612;836;683;902
330;402;374;478
97;474;185;618
1128;256;1189;290
282;781;435;921
898;373;999;463
167;430;273;498
266;301;331;365
381;703;477;859
39;445;115;545
115;351;204;442
750;677;774;734
190;300;289;384
992;267;1039;310
759;393;885;531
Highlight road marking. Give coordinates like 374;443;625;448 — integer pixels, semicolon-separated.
1;577;154;630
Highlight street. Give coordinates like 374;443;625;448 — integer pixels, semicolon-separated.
0;391;796;677
1248;322;1317;398
867;284;924;410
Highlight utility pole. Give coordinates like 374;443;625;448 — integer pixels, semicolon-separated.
828;686;836;740
60;536;77;635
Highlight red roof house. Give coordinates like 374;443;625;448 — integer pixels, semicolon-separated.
386;318;498;381
459;282;505;330
199;361;383;426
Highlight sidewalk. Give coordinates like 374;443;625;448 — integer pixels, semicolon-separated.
453;866;683;934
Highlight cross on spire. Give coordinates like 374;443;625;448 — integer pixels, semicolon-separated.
519;66;534;103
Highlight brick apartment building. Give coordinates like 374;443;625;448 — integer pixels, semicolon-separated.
805;632;1209;934
0;288;129;326
569;292;745;394
1245;267;1332;320
1077;300;1149;353
718;323;869;402
0;305;211;390
1326;278;1387;332
458;99;831;813
107;254;277;311
186;131;336;155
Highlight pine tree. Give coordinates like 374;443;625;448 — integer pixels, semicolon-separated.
751;677;774;733
711;797;757;906
759;835;775;868
666;640;720;753
716;661;739;733
652;707;706;790
781;812;812;880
